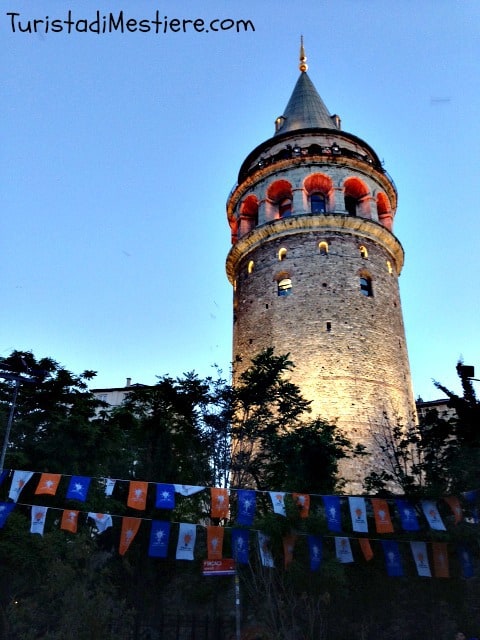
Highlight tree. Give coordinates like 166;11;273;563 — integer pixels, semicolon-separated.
0;350;128;476
230;348;353;494
364;361;480;496
108;372;222;485
229;350;356;640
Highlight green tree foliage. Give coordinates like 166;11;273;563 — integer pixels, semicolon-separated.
365;361;480;496
109;373;214;484
0;351;128;476
230;348;351;493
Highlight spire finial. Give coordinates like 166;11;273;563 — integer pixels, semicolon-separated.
299;35;308;73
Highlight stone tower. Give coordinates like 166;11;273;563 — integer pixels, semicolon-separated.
226;44;416;489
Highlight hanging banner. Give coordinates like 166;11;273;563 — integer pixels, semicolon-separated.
127;481;148;511
88;513;113;533
258;531;274;567
410;541;431;577
105;478;116;496
9;470;34;502
176;523;196;560
444;496;463;524
323;496;342;532
155;484;175;510
210;488;229;519
236;489;256;526
61;510;79;534
308;535;323;571
349;497;368;533
0;502;15;528
371;498;394;533
174;485;205;496
283;534;297;568
432;542;449;578
231;528;250;565
421;500;446;531
269;492;286;516
148;520;171;558
359;538;374;561
395;498;420;531
206;525;224;560
458;545;474;578
35;473;61;496
382;540;403;577
335;537;354;563
66;476;91;502
292;493;310;518
31;506;47;535
119;517;141;556
462;489;480;504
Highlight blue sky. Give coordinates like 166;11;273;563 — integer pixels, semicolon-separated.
2;0;479;401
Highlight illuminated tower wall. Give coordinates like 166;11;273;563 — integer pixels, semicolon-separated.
225;48;416;489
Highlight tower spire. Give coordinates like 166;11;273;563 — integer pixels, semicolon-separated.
299;35;308;73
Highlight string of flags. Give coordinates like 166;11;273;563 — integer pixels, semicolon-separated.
0;469;479;578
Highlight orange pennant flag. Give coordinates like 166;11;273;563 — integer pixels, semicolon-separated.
292;493;310;518
371;498;394;533
119;517;141;556
127;481;148;510
35;473;61;496
283;534;297;568
61;510;79;534
207;525;225;560
444;496;463;524
210;488;229;519
432;542;449;578
359;538;374;561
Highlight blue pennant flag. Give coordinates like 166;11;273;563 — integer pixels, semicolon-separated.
323;495;342;532
382;540;404;577
231;528;250;564
0;470;8;487
66;476;91;502
0;502;15;528
395;498;420;531
463;489;480;504
236;489;256;526
308;535;323;571
155;484;175;510
458;544;474;578
148;520;171;558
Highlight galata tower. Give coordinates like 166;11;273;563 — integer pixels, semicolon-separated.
226;43;416;489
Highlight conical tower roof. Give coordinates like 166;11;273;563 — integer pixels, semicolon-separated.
274;41;339;135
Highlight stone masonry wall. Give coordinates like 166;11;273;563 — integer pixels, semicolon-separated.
232;229;416;491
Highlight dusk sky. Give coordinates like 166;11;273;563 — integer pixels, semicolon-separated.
2;0;479;403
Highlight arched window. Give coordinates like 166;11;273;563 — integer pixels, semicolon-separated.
279;198;292;218
278;278;292;296
304;173;333;214
278;248;287;261
247;260;254;275
359;245;368;259
377;192;393;231
319;241;329;255
345;195;358;216
360;276;373;297
239;195;259;237
311;193;326;213
344;177;369;217
267;180;293;220
386;260;393;274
